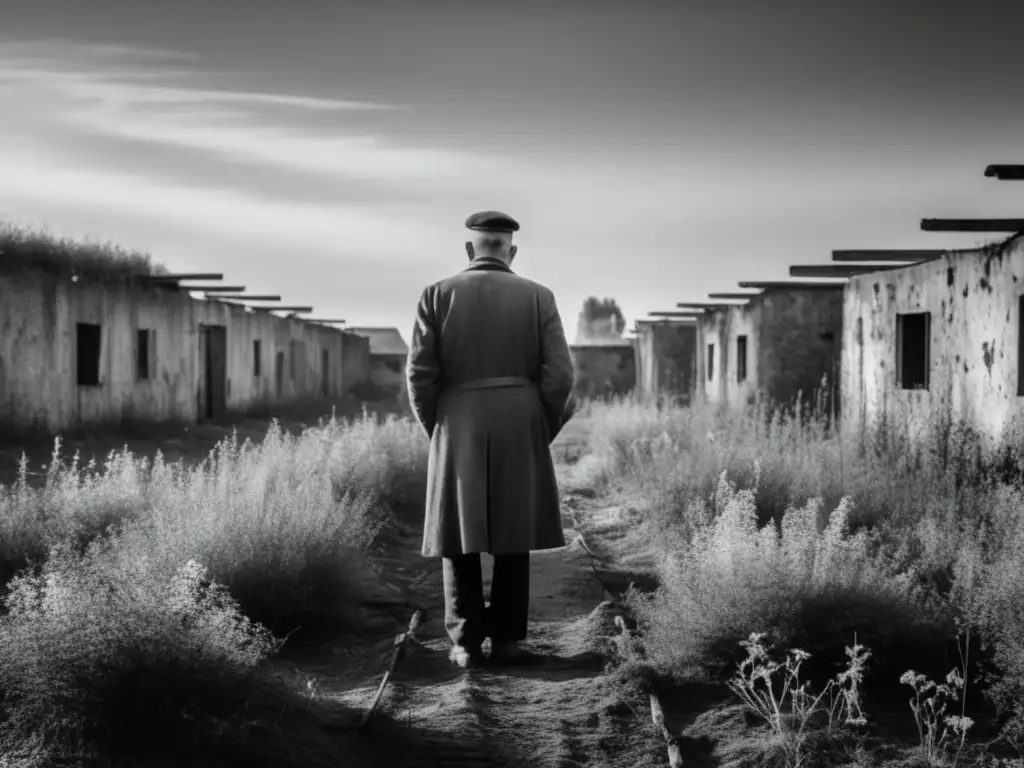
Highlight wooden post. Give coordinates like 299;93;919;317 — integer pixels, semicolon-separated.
360;609;424;728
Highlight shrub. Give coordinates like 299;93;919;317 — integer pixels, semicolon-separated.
0;537;287;765
626;471;954;683
0;412;429;637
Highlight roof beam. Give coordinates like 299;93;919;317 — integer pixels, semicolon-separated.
676;301;748;309
187;285;246;292
253;306;313;313
789;264;920;278
648;311;701;318
708;291;762;299
305;319;347;324
921;218;1024;232
214;295;283;301
984;165;1024;180
832;249;944;262
144;273;224;282
738;280;845;290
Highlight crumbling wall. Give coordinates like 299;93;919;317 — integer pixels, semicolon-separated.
758;288;843;414
842;237;1024;457
0;269;352;436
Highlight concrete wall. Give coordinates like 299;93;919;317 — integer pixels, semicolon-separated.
0;269;367;435
758;288;843;413
697;303;762;407
635;321;697;402
697;287;843;412
340;331;371;391
842;238;1024;457
569;343;636;400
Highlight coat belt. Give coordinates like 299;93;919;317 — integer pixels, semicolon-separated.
447;376;534;393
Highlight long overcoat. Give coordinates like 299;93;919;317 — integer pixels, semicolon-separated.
406;257;576;558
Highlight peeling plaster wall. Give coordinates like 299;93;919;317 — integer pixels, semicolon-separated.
841;238;1024;456
697;303;761;407
697;289;842;412
634;322;697;401
758;289;843;413
0;270;363;435
570;343;636;399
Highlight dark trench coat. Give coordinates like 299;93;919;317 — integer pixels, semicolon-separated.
406;258;576;557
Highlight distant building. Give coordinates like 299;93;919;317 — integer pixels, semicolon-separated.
842;236;1024;458
0;268;370;436
633;320;698;403
698;285;843;414
569;338;636;400
346;327;410;396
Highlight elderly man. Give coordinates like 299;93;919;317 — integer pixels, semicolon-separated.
406;210;576;669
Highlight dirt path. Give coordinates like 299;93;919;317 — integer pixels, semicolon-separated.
285;424;666;767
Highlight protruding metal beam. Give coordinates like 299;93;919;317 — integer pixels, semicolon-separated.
648;311;701;318
832;249;944;262
144;273;224;281
305;319;347;324
708;292;762;299
985;165;1024;180
252;306;313;314
789;264;920;278
922;218;1024;232
676;301;748;309
188;285;246;292
738;281;845;290
214;294;283;301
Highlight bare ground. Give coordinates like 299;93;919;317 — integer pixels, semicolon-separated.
283;421;667;767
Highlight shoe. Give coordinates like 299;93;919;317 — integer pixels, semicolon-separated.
449;644;486;669
488;640;528;665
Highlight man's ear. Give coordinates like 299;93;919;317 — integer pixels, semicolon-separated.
509;244;518;262
465;241;474;260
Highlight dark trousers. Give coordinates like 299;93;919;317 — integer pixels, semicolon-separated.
442;553;530;650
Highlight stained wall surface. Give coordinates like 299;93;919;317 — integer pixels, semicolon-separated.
634;321;698;402
570;343;636;399
0;270;368;434
697;288;843;412
841;238;1024;456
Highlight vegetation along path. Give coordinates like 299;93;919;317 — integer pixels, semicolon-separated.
285;424;663;768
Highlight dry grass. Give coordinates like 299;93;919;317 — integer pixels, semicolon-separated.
577;394;1024;761
0;411;429;766
0;221;166;279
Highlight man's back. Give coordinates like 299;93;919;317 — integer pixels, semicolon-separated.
407;258;574;441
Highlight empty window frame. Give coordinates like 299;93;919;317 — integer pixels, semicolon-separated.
253;340;262;377
707;343;715;381
736;335;748;383
136;328;152;380
1019;297;1024;396
896;311;930;390
76;323;102;386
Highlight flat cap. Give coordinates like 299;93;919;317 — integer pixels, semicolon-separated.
465;210;520;233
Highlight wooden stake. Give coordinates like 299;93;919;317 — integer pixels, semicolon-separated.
360;609;423;728
614;615;682;767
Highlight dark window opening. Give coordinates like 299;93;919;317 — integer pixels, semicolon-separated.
897;312;930;390
76;323;102;386
707;343;715;381
1018;297;1024;396
736;335;748;383
136;329;151;380
253;340;262;377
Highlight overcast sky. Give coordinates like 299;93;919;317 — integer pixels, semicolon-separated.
3;1;1024;339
